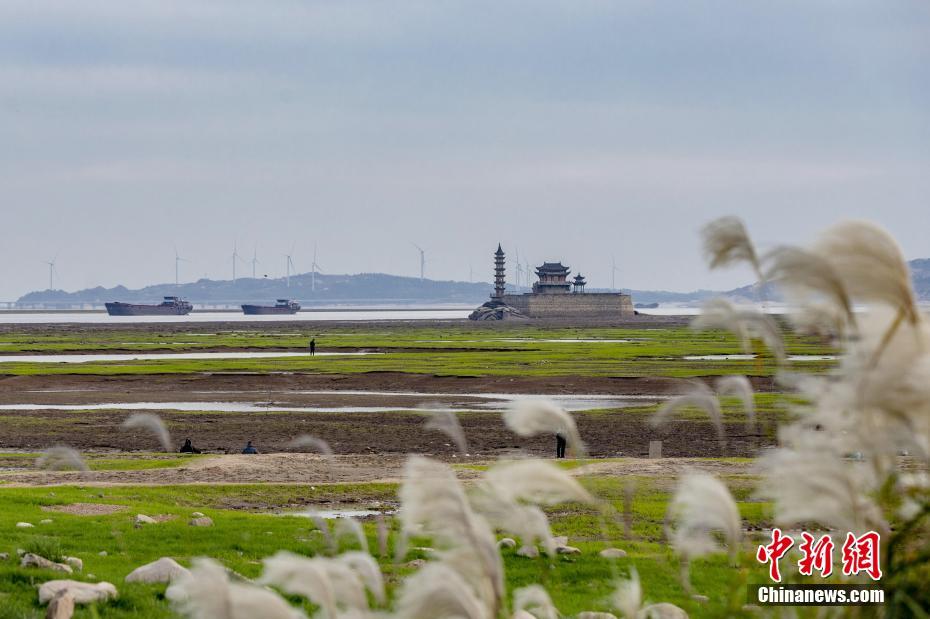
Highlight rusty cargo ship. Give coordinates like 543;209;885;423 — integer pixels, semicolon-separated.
105;296;193;316
241;299;301;315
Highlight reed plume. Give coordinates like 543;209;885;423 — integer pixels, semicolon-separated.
36;446;89;472
167;557;305;619
667;470;742;563
399;456;504;615
610;567;642;618
334;517;370;553
650;380;724;445
763;245;856;331
700;216;763;282
691;298;785;362
815;220;919;324
503;399;586;458
484;459;594;505
394;562;485;619
715;375;755;432
512;584;559;619
423;408;469;455
285;434;334;459
120;413;172;451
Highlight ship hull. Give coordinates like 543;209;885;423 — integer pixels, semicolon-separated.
241;305;300;315
105;302;192;316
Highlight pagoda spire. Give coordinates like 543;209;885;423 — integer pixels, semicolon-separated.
493;244;506;298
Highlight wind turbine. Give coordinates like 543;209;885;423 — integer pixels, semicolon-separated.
611;256;620;291
285;243;296;288
411;242;425;280
310;243;323;292
514;248;521;289
251;244;260;279
174;245;189;288
231;241;246;282
44;254;59;290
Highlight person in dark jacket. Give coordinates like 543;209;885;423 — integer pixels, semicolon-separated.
242;441;258;454
556;432;567;459
179;438;201;454
309;338;316;355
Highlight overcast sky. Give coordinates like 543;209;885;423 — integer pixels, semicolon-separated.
2;1;929;299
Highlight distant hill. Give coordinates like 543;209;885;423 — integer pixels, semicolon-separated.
17;272;501;307
16;259;930;308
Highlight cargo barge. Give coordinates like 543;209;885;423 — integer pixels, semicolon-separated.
105;296;193;316
241;299;301;315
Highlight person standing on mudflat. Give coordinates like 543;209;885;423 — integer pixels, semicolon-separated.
556;432;567;458
309;338;316;355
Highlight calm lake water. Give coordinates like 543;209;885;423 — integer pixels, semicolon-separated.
0;309;472;325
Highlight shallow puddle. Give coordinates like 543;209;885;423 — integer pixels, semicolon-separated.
0;392;664;414
0;351;380;364
278;508;392;519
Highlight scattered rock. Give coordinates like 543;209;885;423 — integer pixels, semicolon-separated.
556;545;581;555
21;553;73;574
46;590;75;619
516;545;539;558
191;512;205;518
691;594;709;603
189;517;214;527
0;552;8;560
17;548;26;556
637;603;689;619
98;551;108;557
40;519;53;525
134;514;156;526
498;538;517;549
578;613;618;619
16;522;34;528
125;557;190;584
741;604;762;613
599;548;628;559
38;580;117;605
402;559;426;569
64;557;83;572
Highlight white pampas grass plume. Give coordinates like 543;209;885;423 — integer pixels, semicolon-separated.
667;470;742;562
513;584;559;619
470;495;556;556
36;446;89;472
394;562;485;619
815;220;919;324
258;551;346;617
285;435;334;459
692;298;785;362
763;245;855;331
375;513;389;558
503;399;586;458
121;413;172;451
310;515;337;554
167;557;305;619
650;381;725;445
334;517;369;553
424;408;469;455
484;459;594;506
755;445;885;534
337;551;386;605
715;375;756;432
399;456;503;614
700;216;762;281
610;567;642;618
